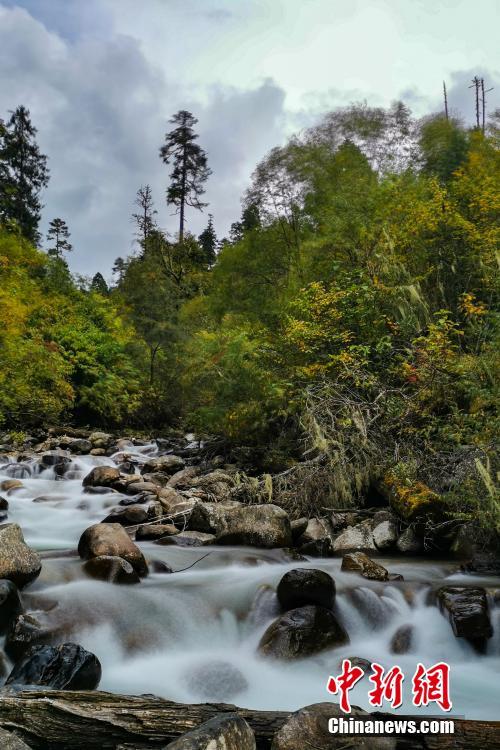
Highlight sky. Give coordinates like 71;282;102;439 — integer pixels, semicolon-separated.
0;0;499;278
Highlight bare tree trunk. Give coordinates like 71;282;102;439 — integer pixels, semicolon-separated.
443;81;449;120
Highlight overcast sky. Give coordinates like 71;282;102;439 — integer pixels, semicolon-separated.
1;0;499;277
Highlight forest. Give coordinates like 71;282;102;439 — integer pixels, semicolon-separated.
0;98;498;529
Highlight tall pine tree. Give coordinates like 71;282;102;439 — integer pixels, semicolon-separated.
159;110;211;242
0;106;49;244
198;213;217;267
46;217;72;257
132;185;157;251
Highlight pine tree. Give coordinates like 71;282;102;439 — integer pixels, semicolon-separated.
46;217;72;258
0;106;49;244
132;185;157;251
112;257;128;284
159;110;211;242
90;272;109;295
198;213;217;266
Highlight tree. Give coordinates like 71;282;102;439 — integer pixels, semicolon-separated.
159;110;211;242
112;257;128;283
132;185;157;251
46;218;72;258
198;213;217;266
0;106;49;244
90;272;109;295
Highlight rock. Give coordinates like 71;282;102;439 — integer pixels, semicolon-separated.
298;539;333;557
290;518;308;541
156;531;215;547
5;613;57;661
396;526;422;554
66;438;92;454
341;551;389;581
390;624;413;654
136;524;179;541
143;454;186;475
372;520;398;551
461;552;500;576
388;573;404;582
344;656;372;673
125;480;160;496
0;727;33;750
83;556;140;584
332;521;376;553
149;560;173;574
183;661;248;702
0;496;9;510
164;713;255;750
0;480;23;492
271;702;395;750
297;518;331;546
90;448;106;457
277;569;335;611
6;643;101;690
167;466;201;489
188;501;243;534
437;586;492;651
189;470;236;499
38;450;72;475
0;580;23;634
217;505;292;548
90;432;112;448
0;525;42;588
247;585;280;628
78;523;148;577
102;506;149;526
258;605;349;659
82;466;120;488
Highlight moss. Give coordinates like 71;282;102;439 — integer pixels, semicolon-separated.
383;470;446;521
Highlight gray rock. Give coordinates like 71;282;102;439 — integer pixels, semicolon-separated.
332;520;376;553
82;466;120;488
258;605;349;659
0;579;23;634
277;569;335;611
341;551;389;581
136;524;179;541
6;642;101;690
89;431;112;448
83;555;140;584
372;520;398;551
102;505;149;526
164;713;255;750
188;501;243;534
216;504;292;548
183;661;248;702
143;455;185;475
66;438;92;454
290;518;308;540
0;525;42;588
437;586;492;651
38;450;72;475
390;624;414;654
396;526;422;554
78;523;148;577
156;531;215;547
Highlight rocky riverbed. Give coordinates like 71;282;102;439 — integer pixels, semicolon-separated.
0;429;499;748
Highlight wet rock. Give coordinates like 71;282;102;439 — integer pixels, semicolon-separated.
83;555;140;584
66;439;92;454
102;505;149;526
149;560;173;574
280;548;308;562
0;524;42;588
271;702;395;750
136;524;179;541
164;713;255;750
461;552;500;576
156;531;215;547
396;526;422;554
183;661;249;702
372;520;398;551
0;496;8;510
0;727;33;750
143;455;185;475
82;466;120;488
341;551;389;581
390;624;414;654
290;517;308;541
388;573;404;582
4;463;31;479
332;521;376;553
6;642;101;690
298;538;333;557
78;523;148;577
277;569;335;611
0;480;23;492
5;613;56;661
188;501;243;534
217;504;292;548
0;650;8;678
125;481;161;497
38;450;72;475
258;605;349;659
343;656;372;673
0;580;23;634
437;586;492;651
90;448;106;457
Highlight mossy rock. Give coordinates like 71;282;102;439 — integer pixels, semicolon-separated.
382;472;446;522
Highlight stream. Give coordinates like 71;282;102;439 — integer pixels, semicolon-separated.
1;443;499;720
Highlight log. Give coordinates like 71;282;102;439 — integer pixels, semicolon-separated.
0;690;498;750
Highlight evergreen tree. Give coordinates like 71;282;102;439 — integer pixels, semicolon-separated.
112;257;128;284
198;213;217;266
159;110;211;242
0;106;49;244
90;272;109;295
46;217;72;257
132;185;157;250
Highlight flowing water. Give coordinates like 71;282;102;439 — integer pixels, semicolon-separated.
1;445;499;719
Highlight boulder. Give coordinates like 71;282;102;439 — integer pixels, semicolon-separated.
297;518;331;546
0;727;33;750
390;624;413;654
0;580;23;634
217;505;292;548
78;523;148;577
6;643;101;690
102;506;149;526
341;551;389;581
143;454;185;475
298;539;333;557
149;560;174;574
437;586;492;651
0;496;9;510
461;552;500;576
188;501;243;534
38;450;72;475
125;481;160;496
136;524;179;541
66;439;92;454
277;569;335;611
5;613;59;661
271;702;395;750
89;431;112;448
90;448;106;457
83;556;140;584
183;661;248;702
164;713;255;750
0;480;23;492
372;520;398;551
396;526;422;554
332;521;376;553
0;524;42;587
290;518;308;541
258;605;349;659
167;466;201;489
82;466;120;488
188;470;236;500
156;531;215;547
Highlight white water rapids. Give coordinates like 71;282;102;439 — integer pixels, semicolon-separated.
1;444;499;720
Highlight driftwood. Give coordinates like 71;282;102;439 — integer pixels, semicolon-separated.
0;690;498;750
